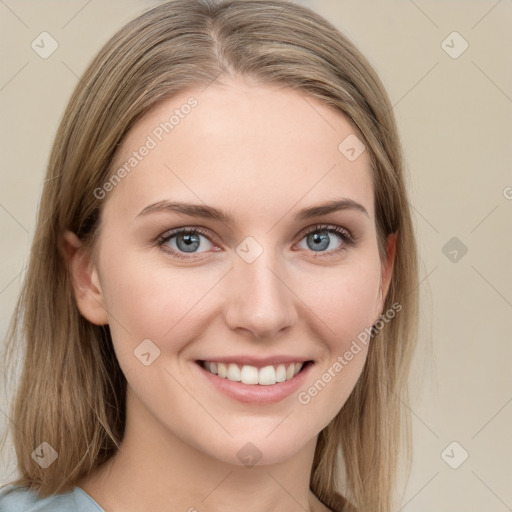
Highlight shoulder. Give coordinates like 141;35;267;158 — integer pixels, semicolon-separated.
0;484;104;512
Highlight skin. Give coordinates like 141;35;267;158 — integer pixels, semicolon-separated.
64;76;395;512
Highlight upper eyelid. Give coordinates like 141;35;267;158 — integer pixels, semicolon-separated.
302;224;352;237
159;226;215;243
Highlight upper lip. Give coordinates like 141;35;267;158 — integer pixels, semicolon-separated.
197;356;313;368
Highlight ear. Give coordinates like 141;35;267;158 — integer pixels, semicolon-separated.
61;230;109;325
375;232;397;320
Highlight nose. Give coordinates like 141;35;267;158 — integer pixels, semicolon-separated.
224;247;298;340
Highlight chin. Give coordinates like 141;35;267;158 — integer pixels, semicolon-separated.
196;430;314;468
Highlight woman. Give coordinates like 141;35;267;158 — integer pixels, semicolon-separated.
0;0;419;511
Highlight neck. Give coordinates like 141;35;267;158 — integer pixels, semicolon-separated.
78;387;327;512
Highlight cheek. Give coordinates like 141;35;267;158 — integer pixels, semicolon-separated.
99;250;226;352
291;259;380;419
298;257;382;344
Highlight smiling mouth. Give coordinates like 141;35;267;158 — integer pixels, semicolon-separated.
196;360;313;386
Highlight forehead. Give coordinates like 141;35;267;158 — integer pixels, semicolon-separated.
104;78;374;221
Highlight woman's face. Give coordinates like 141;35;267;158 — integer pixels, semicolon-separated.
80;77;393;466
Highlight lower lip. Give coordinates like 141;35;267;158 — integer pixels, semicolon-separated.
195;361;314;404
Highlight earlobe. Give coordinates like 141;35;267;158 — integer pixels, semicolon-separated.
61;230;109;326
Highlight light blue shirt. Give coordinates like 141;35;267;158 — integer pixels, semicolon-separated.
0;484;105;511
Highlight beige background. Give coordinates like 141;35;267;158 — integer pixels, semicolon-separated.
1;1;511;510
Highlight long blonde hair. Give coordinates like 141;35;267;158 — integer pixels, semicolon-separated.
1;1;419;511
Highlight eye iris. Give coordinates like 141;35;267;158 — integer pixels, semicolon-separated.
176;233;200;252
307;231;330;251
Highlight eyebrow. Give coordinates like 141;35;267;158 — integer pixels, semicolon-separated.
136;198;369;224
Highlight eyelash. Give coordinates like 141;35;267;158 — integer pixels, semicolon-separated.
156;223;356;260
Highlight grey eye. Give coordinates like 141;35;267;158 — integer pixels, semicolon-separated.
165;232;213;253
298;230;343;252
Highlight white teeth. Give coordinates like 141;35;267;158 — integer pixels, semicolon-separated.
258;365;276;385
202;361;307;385
217;362;227;378
227;363;241;382
275;364;287;382
240;365;259;385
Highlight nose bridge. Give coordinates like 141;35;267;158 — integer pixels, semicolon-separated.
224;239;297;338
